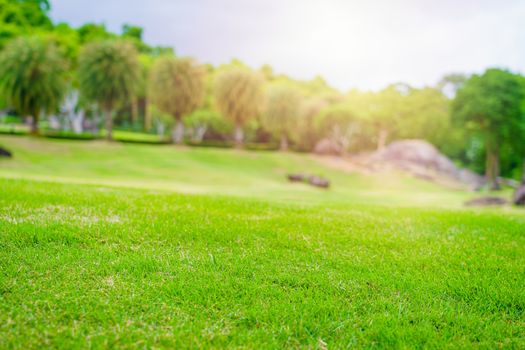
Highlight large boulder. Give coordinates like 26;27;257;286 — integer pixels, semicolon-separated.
374;140;458;176
458;169;486;191
513;185;525;206
371;139;487;189
314;138;343;156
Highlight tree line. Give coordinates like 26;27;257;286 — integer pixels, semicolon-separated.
1;0;525;189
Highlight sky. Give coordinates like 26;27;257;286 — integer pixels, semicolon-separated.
50;0;525;91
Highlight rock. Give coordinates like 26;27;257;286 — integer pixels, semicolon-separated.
413;173;434;181
308;175;330;189
513;185;525;206
287;173;305;182
465;197;508;207
0;146;12;158
458;169;485;191
371;139;486;190
374;140;458;176
314;138;343;156
287;173;330;188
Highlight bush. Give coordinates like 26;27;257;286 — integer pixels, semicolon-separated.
43;131;97;140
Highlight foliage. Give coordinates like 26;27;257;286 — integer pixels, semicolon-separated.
0;0;52;34
2;0;525;177
214;67;264;146
398;88;451;146
452;68;524;188
78;39;140;140
294;97;329;151
184;108;232;143
0;36;65;134
78;40;140;104
315;102;363;153
149;55;206;143
261;84;301;150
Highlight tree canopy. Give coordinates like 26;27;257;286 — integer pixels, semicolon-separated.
214;68;264;147
149;56;206;143
0;36;65;134
78;40;140;140
262;84;301;151
452;68;524;189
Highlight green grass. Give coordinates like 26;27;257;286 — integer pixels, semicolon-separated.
0;136;524;348
0;123;29;135
0;135;484;207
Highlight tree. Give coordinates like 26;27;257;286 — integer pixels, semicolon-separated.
214;68;264;148
0;0;52;31
398;87;451;146
452;68;524;190
0;36;65;134
78;40;140;141
261;85;301;151
149;56;206;144
295;97;328;151
77;23;114;44
360;85;407;150
315;103;359;155
346;87;403;151
438;73;467;98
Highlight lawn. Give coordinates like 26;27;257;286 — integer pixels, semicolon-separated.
0;135;524;348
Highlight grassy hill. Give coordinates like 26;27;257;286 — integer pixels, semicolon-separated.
0;135;524;348
0;135;481;207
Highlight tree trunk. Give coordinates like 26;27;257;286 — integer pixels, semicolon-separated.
30;112;39;136
522;158;525;184
131;97;139;125
234;123;244;149
280;133;289;151
144;100;152;132
104;108;113;141
485;148;500;190
172;118;184;144
377;128;388;151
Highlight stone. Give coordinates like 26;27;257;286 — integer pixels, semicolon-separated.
308;175;330;189
372;139;487;189
458;169;486;191
374;140;458;176
513;185;525;206
287;173;305;182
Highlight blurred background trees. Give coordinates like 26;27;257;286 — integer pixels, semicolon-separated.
1;0;525;187
78;40;140;140
149;56;206;144
451;69;524;189
0;36;65;134
214;68;264;148
261;85;301;151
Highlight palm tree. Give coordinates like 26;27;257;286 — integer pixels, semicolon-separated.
78;40;140;141
214;68;264;148
262;84;301;151
149;56;206;144
0;36;65;135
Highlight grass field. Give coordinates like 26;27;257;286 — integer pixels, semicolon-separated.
1;135;524;348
